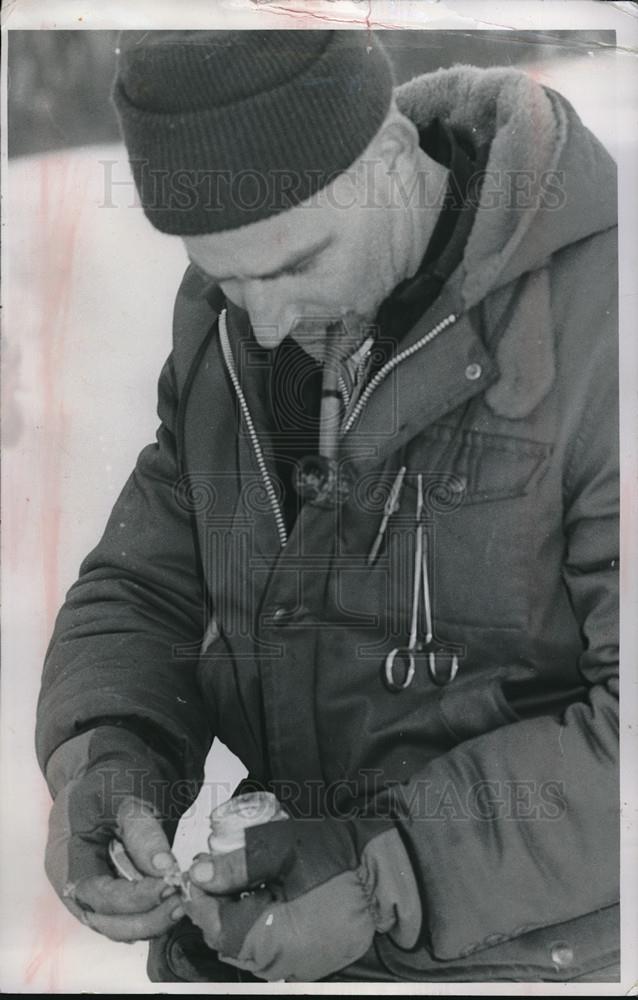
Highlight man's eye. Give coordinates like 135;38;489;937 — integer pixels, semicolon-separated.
262;258;316;282
287;258;315;277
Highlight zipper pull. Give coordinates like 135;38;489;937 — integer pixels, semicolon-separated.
367;465;407;566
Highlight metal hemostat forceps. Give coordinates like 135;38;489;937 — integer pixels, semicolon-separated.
384;473;459;692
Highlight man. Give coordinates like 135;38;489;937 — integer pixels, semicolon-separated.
36;30;619;983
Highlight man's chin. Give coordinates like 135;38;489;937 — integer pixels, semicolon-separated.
289;335;328;363
289;314;373;363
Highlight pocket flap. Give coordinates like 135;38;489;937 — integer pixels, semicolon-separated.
406;425;552;506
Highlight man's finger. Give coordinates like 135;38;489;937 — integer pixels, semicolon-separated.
189;848;248;894
82;894;185;942
182;883;222;949
117;798;179;878
73;873;178;915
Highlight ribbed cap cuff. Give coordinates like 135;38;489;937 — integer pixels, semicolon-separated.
112;30;394;234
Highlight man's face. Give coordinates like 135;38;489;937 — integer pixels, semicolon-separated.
183;168;401;362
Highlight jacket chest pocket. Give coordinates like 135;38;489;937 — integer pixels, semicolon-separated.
404;425;553;631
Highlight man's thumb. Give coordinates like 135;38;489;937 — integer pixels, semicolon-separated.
117;797;178;877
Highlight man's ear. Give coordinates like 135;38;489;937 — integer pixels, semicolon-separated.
375;113;421;174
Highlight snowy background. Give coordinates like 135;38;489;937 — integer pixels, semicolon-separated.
1;23;633;994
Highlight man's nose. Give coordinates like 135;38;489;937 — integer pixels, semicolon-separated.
242;284;299;349
219;280;281;346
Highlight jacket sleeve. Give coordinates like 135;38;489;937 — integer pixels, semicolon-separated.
387;267;619;961
35;350;214;799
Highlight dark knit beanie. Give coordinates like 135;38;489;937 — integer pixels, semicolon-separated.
112;30;394;235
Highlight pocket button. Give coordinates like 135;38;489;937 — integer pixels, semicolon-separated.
464;362;483;381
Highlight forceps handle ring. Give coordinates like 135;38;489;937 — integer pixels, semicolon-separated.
384;647;416;691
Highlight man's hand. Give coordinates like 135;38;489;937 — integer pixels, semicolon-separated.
47;787;186;941
183;816;422;982
44;728;188;942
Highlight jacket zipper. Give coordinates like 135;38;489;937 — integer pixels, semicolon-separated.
219;308;458;549
219;311;289;548
341;312;458;434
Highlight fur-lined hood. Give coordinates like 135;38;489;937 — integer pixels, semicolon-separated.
396;66;617;310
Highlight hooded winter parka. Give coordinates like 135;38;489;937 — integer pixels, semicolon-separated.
36;66;619;981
